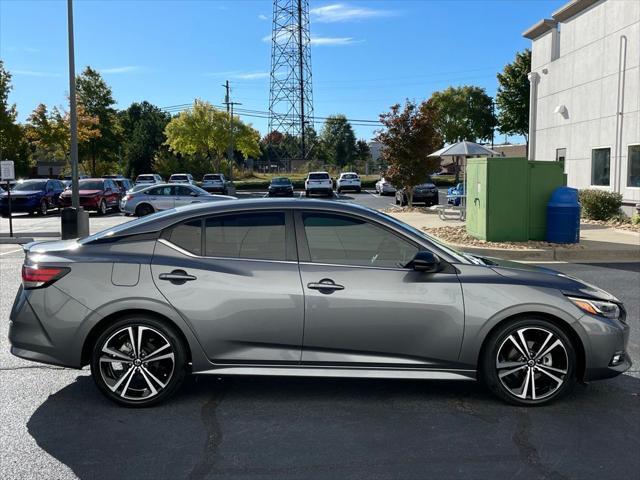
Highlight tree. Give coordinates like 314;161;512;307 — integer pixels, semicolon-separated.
76;66;119;175
429;86;495;143
118;101;171;177
25;103;100;161
319;115;356;167
164;99;260;173
496;49;531;150
354;139;371;172
375;100;442;206
0;61;31;176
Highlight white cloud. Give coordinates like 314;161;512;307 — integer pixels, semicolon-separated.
258;14;269;21
311;36;359;46
99;66;141;74
204;70;270;80
236;71;270;80
311;3;394;23
12;69;61;77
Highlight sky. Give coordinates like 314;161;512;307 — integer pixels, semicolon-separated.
0;0;566;141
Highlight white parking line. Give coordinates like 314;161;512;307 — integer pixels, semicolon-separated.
364;189;379;197
0;248;23;256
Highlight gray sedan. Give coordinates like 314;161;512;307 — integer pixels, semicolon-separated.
9;199;630;407
120;183;235;216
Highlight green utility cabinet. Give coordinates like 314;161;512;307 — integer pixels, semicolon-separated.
466;157;566;242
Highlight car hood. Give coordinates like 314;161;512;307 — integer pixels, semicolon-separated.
2;190;43;197
61;189;102;196
479;256;619;302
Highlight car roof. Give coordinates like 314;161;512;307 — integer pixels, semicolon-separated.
340;172;358;175
170;173;190;176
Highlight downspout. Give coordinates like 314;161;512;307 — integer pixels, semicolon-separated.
527;72;540;160
613;35;627;193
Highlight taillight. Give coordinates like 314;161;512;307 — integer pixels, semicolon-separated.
22;265;70;289
123;194;131;201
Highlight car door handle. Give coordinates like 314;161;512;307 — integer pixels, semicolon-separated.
159;270;197;284
307;279;344;293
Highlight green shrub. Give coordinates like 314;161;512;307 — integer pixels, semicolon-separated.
632;214;640;225
579;189;623;220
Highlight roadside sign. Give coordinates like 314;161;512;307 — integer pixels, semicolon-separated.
1;160;15;181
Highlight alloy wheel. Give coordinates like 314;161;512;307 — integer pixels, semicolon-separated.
495;327;569;401
98;325;175;402
99;200;107;215
40;200;48;216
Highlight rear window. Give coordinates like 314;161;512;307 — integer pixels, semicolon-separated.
79;208;179;244
203;174;222;181
341;174;359;179
136;175;155;181
309;173;330;180
171;175;188;181
167;219;202;255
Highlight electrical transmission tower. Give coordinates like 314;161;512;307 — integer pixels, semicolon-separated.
268;0;314;171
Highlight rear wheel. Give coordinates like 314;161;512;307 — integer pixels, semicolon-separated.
481;318;576;406
135;203;154;217
90;315;187;407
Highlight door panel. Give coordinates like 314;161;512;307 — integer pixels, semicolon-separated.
152;241;304;363
299;264;464;366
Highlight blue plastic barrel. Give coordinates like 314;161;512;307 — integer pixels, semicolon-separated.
546;187;580;243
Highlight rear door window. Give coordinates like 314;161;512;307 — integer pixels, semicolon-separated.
166;219;202;255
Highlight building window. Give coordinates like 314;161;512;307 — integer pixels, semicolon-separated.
591;148;610;186
628;145;640;188
555;148;566;172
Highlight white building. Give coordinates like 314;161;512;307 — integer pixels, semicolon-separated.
523;0;640;211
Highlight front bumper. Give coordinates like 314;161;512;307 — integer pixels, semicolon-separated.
578;312;632;381
0;198;40;213
59;196;101;210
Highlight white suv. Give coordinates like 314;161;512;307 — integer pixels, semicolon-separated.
305;171;333;197
135;173;163;185
336;172;361;194
169;173;195;184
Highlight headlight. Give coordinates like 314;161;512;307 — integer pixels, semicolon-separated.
567;296;620;319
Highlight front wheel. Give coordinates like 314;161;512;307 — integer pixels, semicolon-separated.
481;318;577;406
98;199;108;215
90;316;187;407
305;190;310;197
39;199;48;216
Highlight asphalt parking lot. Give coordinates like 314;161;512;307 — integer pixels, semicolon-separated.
0;192;638;480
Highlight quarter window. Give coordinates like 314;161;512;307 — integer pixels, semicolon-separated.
302;213;418;268
167;219;202;255
205;212;286;261
591;148;610;186
628;145;640;188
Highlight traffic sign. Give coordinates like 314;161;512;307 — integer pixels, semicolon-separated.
1;160;15;181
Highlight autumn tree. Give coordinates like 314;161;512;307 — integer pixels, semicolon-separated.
496;49;531;151
376;100;442;206
429;86;495;143
164;99;260;174
76;66;119;175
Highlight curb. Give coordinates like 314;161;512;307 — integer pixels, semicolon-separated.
0;237;34;244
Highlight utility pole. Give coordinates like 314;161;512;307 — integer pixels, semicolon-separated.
67;0;79;210
222;81;241;182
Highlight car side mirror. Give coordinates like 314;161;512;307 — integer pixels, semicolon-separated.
406;251;441;273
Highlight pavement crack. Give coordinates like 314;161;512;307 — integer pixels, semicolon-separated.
188;380;229;480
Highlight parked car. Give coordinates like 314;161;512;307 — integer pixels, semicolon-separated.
59;178;122;215
268;177;294;197
336;172;362;194
201;173;228;194
375;177;396;195
121;183;235;216
0;178;66;216
395;182;439;206
447;182;465;206
135;174;163;185
169;173;195;185
305;171;333;197
9;199;630;407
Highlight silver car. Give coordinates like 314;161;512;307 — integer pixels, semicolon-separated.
9;200;630;407
120;183;235;216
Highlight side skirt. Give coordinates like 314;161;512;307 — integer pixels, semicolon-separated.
195;366;477;381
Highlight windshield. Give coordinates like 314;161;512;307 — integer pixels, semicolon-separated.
271;177;291;185
136;175;154;182
203;174;222;181
78;180;104;190
79;208;179;244
309;173;329;180
12;180;47;191
171;175;188;181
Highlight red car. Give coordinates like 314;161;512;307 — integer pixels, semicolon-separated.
59;178;122;214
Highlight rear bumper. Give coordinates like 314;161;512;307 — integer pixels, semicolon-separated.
202;185;226;193
412;192;439;204
337;184;361;191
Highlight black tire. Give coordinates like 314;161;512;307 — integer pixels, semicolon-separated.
401;195;408;207
480;317;577;406
98;199;108;215
337;188;342;194
356;188;361;193
305;190;310;197
395;196;400;205
90;315;188;407
39;199;48;216
135;203;154;217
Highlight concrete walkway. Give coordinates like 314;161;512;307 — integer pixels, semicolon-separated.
387;210;640;262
